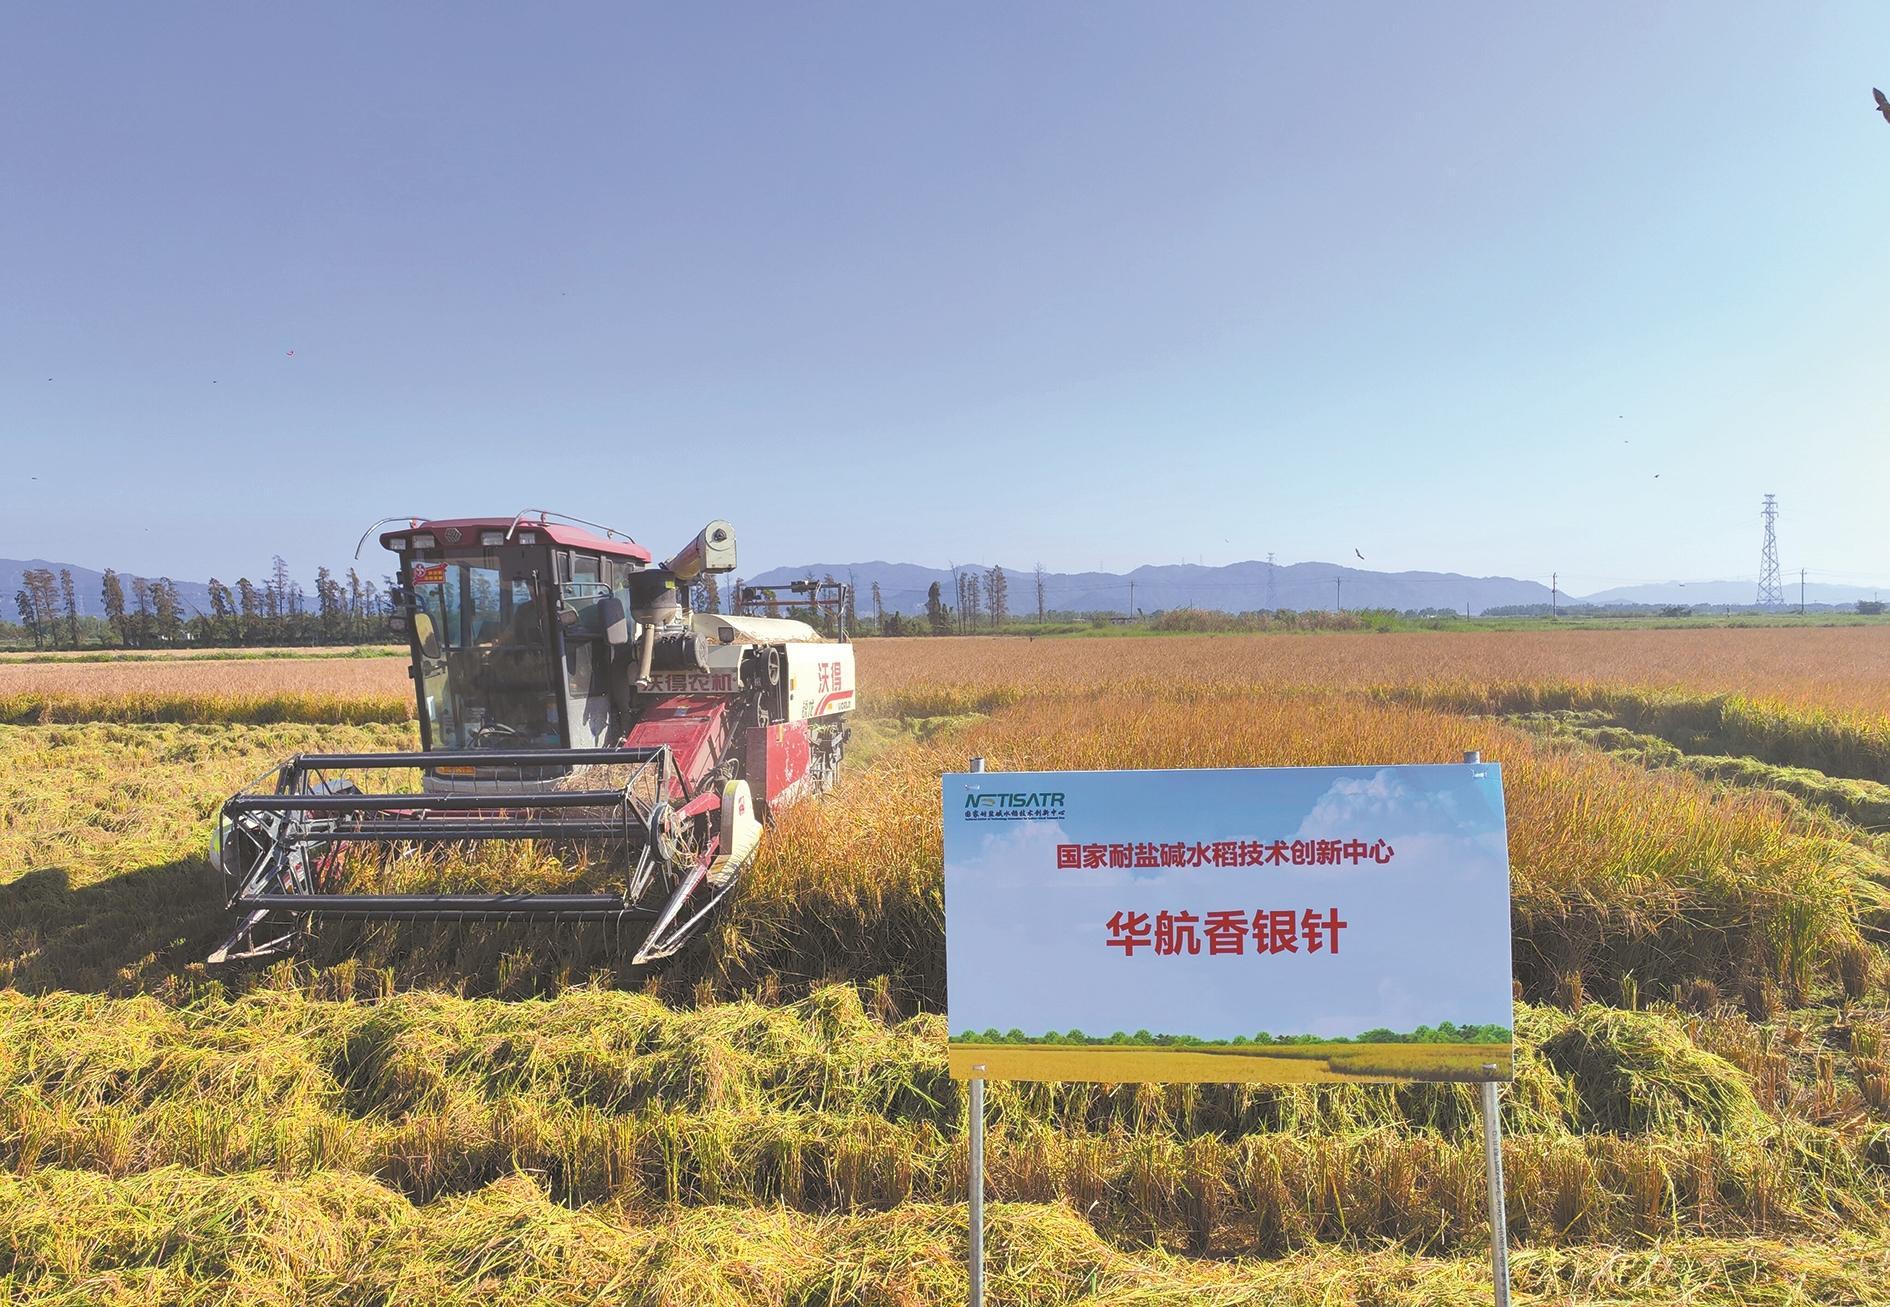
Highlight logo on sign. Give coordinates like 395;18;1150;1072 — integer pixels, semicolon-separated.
964;791;1066;821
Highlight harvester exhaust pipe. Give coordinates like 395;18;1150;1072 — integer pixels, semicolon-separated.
634;618;659;689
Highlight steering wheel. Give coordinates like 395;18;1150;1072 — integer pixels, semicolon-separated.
472;720;525;746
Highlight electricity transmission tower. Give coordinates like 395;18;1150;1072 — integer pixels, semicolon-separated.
1756;494;1784;607
1266;553;1277;610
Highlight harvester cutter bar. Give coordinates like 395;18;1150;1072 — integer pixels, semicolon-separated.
236;893;659;921
225;791;634;813
277;821;636;842
283;748;666;769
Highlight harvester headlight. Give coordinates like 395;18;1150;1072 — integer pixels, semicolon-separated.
518;531;539;544
480;530;506;546
388;537;407;551
411;533;436;550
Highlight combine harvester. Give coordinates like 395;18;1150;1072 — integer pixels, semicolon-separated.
209;511;855;967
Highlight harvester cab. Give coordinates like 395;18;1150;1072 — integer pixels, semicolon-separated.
208;510;855;967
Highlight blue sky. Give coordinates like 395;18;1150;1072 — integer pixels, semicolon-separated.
4;5;1888;589
942;765;1514;1041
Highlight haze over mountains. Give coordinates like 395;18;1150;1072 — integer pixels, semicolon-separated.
745;562;1883;614
8;554;1880;621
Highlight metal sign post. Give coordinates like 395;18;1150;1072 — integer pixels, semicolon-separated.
948;749;1515;1307
1465;749;1511;1307
966;755;986;1307
1481;1065;1511;1307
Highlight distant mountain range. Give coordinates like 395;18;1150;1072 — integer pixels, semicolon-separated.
1574;580;1882;607
10;554;1880;622
747;559;1556;616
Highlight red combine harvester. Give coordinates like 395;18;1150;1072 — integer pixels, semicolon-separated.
209;511;855;967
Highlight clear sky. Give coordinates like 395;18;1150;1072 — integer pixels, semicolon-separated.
4;4;1887;592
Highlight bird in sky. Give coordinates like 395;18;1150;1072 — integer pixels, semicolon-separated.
1354;549;1365;560
1875;88;1890;124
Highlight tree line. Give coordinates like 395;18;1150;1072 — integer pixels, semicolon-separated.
9;559;392;649
957;1021;1514;1047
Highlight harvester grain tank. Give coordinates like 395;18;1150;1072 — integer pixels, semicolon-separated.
209;511;855;966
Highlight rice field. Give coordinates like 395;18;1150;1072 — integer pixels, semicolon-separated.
3;629;1889;1303
6;623;1890;722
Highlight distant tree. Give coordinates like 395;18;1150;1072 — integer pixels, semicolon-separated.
843;571;858;636
986;565;1008;629
1858;600;1885;616
152;579;182;645
101;569;128;647
206;579;232;641
820;573;842;637
870;581;884;632
268;556;292;617
14;590;40;648
692;574;721;614
18;569;58;648
955;569;981;633
345;569;366;637
58;569;79;646
129;576;154;648
1034;562;1046;623
925;581;949;635
235;577;259;644
315;566;340;640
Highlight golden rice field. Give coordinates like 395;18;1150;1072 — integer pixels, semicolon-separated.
3;628;1890;1303
6;624;1890;719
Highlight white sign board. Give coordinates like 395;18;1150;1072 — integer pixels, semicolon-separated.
943;763;1514;1083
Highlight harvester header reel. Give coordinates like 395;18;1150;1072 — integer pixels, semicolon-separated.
209;746;760;967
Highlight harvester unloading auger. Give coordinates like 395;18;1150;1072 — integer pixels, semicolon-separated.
208;511;855;967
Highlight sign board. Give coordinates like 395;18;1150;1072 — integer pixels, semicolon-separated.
943;763;1514;1084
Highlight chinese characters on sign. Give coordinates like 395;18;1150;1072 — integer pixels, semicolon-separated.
1056;838;1393;870
1104;907;1348;956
